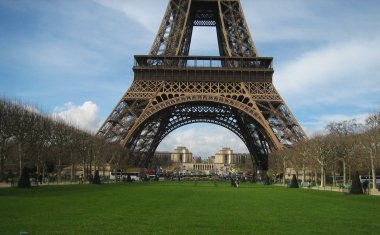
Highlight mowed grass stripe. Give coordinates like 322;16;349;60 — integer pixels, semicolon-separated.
0;182;379;234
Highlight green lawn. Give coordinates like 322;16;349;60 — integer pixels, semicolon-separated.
0;182;379;235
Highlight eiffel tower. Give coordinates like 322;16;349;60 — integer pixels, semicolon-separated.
97;0;306;171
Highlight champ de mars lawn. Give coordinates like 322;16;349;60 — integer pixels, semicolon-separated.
0;182;379;235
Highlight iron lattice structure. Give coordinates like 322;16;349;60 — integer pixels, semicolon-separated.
97;0;306;170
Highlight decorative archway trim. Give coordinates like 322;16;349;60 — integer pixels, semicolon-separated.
122;94;281;150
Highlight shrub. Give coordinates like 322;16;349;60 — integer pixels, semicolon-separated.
289;174;299;188
126;174;132;183
263;176;271;185
18;167;31;188
350;171;363;194
144;174;149;181
92;170;101;184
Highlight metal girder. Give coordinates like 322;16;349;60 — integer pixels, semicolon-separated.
149;0;257;57
124;101;272;170
97;77;307;169
97;0;307;171
149;0;192;56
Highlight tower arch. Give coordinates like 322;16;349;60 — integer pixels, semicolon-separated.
124;99;277;170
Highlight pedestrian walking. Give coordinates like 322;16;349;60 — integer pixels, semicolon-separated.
363;180;369;194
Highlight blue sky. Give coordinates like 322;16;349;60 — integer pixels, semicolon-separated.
1;0;379;157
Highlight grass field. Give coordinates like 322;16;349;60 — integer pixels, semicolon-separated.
0;182;379;235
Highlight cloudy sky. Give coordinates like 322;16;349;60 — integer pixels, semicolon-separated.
1;0;379;157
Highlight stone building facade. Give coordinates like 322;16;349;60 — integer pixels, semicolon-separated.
170;146;193;163
155;147;251;175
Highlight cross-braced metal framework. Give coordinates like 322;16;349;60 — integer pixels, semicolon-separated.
149;0;257;57
97;0;307;170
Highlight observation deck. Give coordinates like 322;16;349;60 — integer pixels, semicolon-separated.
133;56;274;83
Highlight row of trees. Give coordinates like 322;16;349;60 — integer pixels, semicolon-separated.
269;111;380;191
0;98;128;183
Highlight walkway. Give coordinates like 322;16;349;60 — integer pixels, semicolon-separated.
274;183;380;196
0;181;83;188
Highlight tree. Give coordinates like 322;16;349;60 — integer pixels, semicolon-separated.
269;149;291;185
12;103;38;176
326;119;362;185
51;119;76;183
357;112;380;191
290;142;311;183
0;97;129;185
309;135;327;187
28;115;52;185
0;99;16;181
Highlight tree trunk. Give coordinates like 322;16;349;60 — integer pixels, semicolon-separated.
70;151;74;182
57;157;61;184
348;164;351;182
0;140;7;181
342;158;347;185
36;160;39;186
314;170;318;186
18;143;23;177
370;151;376;190
0;153;5;181
302;165;306;183
83;157;86;180
282;159;286;186
332;169;336;187
70;164;74;182
320;165;325;187
42;163;46;184
320;166;323;187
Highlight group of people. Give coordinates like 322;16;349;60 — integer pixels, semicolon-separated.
231;177;240;188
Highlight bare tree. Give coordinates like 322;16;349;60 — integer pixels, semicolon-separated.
269;149;292;185
11;103;39;176
326;119;363;185
28;115;53;184
0;99;16;180
358;112;380;191
292;141;312;183
51;119;72;183
309;134;337;187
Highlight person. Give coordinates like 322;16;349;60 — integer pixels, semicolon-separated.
79;174;84;184
363;180;369;194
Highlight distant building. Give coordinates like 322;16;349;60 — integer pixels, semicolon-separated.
154;151;171;162
214;147;250;164
214;147;234;164
285;168;313;181
156;147;251;176
171;146;193;163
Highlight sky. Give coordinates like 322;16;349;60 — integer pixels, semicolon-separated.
0;0;379;157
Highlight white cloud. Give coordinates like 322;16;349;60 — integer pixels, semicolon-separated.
94;0;166;33
52;101;102;133
301;112;370;136
157;124;248;157
275;39;380;108
243;0;319;42
243;0;380;43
